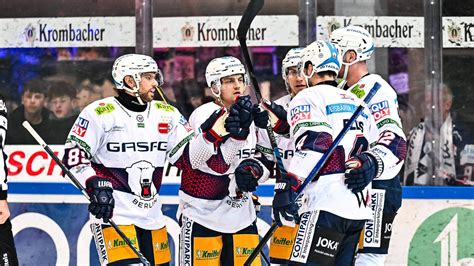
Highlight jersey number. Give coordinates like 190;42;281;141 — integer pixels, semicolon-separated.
67;148;89;167
349;134;369;158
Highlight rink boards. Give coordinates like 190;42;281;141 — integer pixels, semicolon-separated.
5;145;474;265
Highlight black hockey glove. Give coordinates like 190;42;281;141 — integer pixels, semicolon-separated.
344;152;381;193
86;176;114;223
201;108;229;145
253;100;289;135
233;95;254;129
235;159;264;192
273;173;301;226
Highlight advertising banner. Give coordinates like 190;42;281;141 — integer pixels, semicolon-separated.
5;146;474;265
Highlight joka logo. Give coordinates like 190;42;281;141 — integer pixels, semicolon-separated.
315;237;339;251
196;249;220;260
408;207;474;265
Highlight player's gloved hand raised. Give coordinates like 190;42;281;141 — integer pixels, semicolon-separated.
273;173;301;226
233;95;254;129
225;96;253;140
235;159;264;192
86;176;114;223
344;152;381;193
200;108;229;145
253;100;289;135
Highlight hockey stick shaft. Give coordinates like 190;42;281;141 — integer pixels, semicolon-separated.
237;0;287;177
22;121;151;266
245;82;381;265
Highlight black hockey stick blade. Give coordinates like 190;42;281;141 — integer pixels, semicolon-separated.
237;0;264;41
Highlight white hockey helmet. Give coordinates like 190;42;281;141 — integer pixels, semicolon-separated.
281;48;304;81
205;56;246;98
112;54;163;94
299;40;341;81
330;25;375;63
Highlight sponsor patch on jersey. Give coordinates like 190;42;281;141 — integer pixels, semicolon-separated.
376;118;401;129
326;103;356;115
95;103;115;115
158;123;170;134
155;102;175;112
369;100;390;121
179;115;193;132
363;189;385;248
71;117;89;137
290;104;311;126
290;211;319;263
350;84;366;99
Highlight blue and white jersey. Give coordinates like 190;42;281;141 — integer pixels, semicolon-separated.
347;74;407;181
287;82;378;220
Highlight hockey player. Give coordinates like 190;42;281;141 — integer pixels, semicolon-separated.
331;26;407;265
245;48;307;264
176;56;271;266
0;94;19;266
275;40;379;265
63;54;196;265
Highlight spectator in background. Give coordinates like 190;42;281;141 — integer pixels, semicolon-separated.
76;84;102;111
48;81;79;144
100;72;116;98
6;78;53;144
404;84;469;186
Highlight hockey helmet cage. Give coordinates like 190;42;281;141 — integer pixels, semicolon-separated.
299;40;341;79
330;25;375;62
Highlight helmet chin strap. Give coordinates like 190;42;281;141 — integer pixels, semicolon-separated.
125;74;145;105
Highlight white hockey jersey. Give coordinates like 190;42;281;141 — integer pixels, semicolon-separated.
346;74;407;180
177;101;270;233
256;94;295;171
0;96;7;200
287;81;378;220
63;97;194;230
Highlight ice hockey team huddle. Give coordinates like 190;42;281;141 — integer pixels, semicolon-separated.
63;25;407;266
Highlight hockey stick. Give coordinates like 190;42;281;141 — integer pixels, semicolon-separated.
244;82;382;266
22;121;151;266
237;0;287;177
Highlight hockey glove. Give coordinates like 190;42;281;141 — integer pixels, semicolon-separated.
273;173;301;226
200;108;229;145
344;152;381;193
253;100;289;135
86;176;114;223
233;95;254;129
235;159;264;192
225;107;249;140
